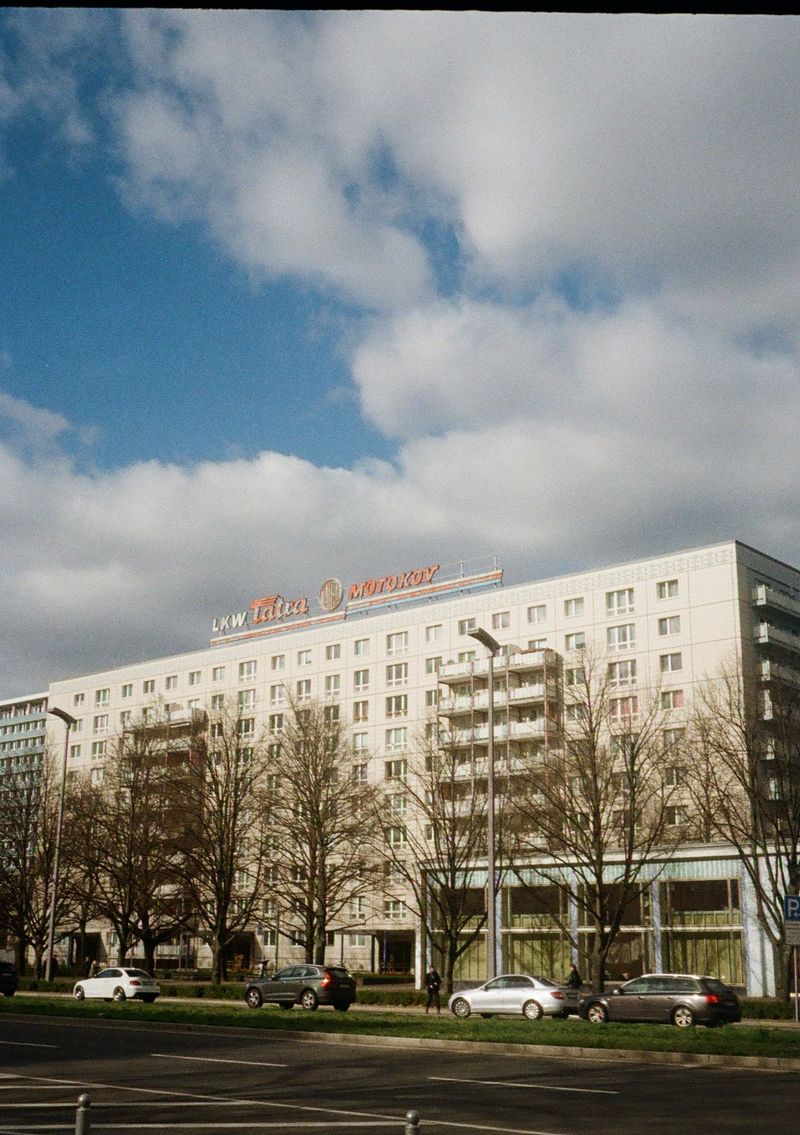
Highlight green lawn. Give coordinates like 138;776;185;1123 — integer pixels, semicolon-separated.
3;994;800;1061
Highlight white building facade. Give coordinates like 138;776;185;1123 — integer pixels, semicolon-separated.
43;540;800;992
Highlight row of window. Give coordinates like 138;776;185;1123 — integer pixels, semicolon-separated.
527;580;679;626
562;617;682;654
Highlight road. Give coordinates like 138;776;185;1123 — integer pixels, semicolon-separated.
0;1013;796;1135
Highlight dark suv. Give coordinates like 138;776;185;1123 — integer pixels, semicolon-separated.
0;961;18;997
245;963;356;1012
578;973;741;1028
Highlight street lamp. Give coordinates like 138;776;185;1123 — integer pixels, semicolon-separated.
468;626;501;980
45;706;78;982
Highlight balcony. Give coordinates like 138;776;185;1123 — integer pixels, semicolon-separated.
438;648;557;686
754;622;800;655
753;584;800;623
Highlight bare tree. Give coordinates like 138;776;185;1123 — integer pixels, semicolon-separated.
374;723;493;995
690;664;800;997
266;699;381;964
86;720;187;972
176;707;274;982
0;755;76;975
510;653;680;991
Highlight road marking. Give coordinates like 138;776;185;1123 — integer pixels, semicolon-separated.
2;1072;567;1134
429;1076;619;1096
151;1054;288;1069
0;1041;58;1049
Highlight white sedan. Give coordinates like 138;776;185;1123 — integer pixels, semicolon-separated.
448;974;579;1020
73;967;160;1003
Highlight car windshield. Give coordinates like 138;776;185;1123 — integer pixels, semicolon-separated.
531;976;558;988
325;967;350;977
703;978;729;994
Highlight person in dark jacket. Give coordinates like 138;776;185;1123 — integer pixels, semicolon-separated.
425;964;442;1014
566;963;582;989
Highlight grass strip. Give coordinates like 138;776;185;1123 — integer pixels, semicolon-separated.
3;994;800;1060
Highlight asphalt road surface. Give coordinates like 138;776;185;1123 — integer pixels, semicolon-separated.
0;1014;794;1135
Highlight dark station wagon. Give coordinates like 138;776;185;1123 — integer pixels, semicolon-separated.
578;973;741;1028
245;963;356;1012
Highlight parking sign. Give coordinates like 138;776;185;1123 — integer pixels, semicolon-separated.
784;895;800;945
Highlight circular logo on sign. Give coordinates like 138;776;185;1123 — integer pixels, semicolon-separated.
319;577;344;612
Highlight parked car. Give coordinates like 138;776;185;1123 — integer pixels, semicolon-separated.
0;961;18;997
578;973;741;1028
448;974;579;1020
245;963;356;1011
73;967;160;1003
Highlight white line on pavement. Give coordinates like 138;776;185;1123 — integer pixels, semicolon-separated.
150;1054;288;1069
429;1076;619;1095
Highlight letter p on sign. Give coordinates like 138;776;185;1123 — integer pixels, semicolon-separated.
784;895;800;921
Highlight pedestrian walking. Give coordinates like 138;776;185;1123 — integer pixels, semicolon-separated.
425;964;442;1014
566;963;582;990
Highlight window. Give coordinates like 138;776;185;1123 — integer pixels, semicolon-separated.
566;666;585;687
354;669;370;692
211;694;224;710
606;588;634;616
271;654;286;671
389;792;408;817
385;727;408;752
607;623;635;651
458;617;477;635
425;656;442;675
165;675;178;691
386;631;408;656
239;660;257;681
386;830;407;851
354;638;369;656
426;624;443;643
610;696;639;723
426;689;438;708
238;717;255;737
492;611;510;630
349;933;368;947
143;679;155;694
325;674;341;700
93;714;109;734
658;579;679;600
384;897;406;916
527;604;546;624
296;678;312;703
458;650;476;663
91;740;106;759
353;733;368;755
384;757;408;780
660;652;682;673
658;616;681;636
297;649;312;666
212;665;225;682
565;632;585;652
353;700;369;722
90;766;105;787
386;662;408;687
240;688;257;711
325;643;341;661
70;744;82;760
662;728;686;750
188;670;201;686
324;704;340;725
608;659;637;687
73;692;85;706
666;805;688;826
661;689;685;710
665;766;685;787
352;760;368;780
564;597;584;617
528;638;547;650
121;684;133;699
268;713;284;734
386;694;408;718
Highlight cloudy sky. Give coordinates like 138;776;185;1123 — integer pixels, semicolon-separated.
1;10;799;698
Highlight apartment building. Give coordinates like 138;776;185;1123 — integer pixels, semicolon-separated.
0;693;48;787
42;540;800;993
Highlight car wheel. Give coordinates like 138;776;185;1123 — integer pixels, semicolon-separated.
333;1001;351;1011
112;987;127;1003
300;989;319;1011
74;986;85;1001
586;1002;608;1024
451;997;471;1019
672;1005;695;1028
245;987;264;1009
523;1000;544;1021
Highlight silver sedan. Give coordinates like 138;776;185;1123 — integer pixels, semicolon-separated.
448;974;578;1020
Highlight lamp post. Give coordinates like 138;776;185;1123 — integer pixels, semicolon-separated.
45;706;78;982
468;626;501;980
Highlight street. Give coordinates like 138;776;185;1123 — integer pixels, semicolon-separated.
0;1013;794;1134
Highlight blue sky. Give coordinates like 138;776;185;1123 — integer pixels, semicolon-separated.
2;11;800;697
